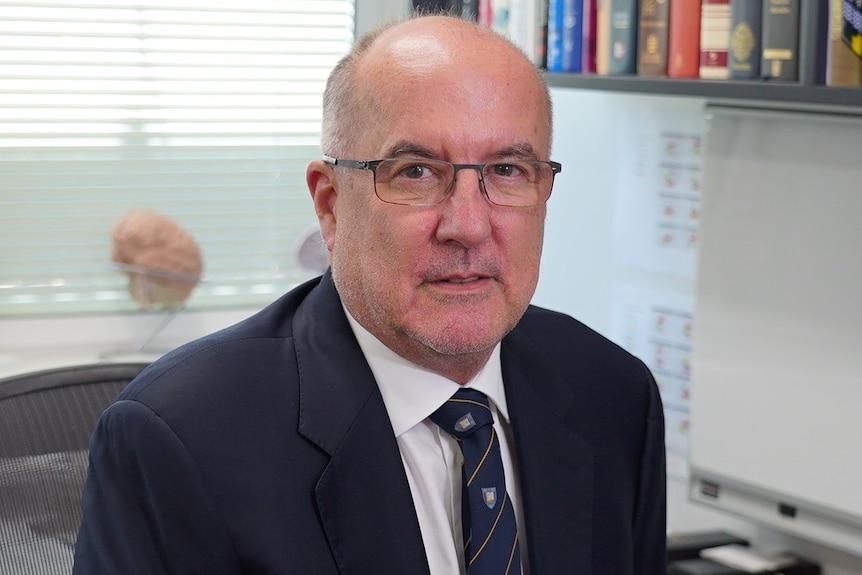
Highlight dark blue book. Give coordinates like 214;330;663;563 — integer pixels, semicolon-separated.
761;0;801;81
608;0;638;74
798;0;829;84
548;0;584;71
728;0;762;79
547;0;566;70
562;0;585;71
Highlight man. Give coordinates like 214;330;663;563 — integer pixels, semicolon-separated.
73;14;666;575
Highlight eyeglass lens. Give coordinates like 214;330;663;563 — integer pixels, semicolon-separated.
373;158;554;207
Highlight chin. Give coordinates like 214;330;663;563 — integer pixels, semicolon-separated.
409;314;513;356
414;334;497;357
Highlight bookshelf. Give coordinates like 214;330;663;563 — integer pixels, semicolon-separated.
545;74;862;115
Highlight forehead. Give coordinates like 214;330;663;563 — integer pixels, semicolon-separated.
353;21;551;158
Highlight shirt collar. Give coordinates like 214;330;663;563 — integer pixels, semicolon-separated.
343;307;510;437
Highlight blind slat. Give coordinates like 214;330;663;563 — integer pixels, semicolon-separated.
0;0;353;316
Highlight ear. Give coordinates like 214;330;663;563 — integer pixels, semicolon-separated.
306;159;338;253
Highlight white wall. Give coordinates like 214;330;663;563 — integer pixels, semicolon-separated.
0;307;259;377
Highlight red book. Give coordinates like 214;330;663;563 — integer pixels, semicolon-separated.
478;0;493;26
582;0;599;72
669;0;702;77
699;0;731;79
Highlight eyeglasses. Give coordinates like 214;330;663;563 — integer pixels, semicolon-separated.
323;155;562;207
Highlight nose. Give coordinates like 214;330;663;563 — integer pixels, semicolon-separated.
434;167;493;247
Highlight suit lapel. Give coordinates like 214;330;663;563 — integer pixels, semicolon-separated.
293;275;430;575
502;328;595;575
288;275;595;574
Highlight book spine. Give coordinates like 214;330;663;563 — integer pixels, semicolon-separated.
843;0;862;56
608;0;639;73
538;0;550;68
700;0;731;79
827;0;862;85
637;0;671;76
728;0;762;79
562;0;585;71
507;0;538;64
582;0;599;72
478;0;494;26
761;0;801;81
548;0;566;70
668;0;703;78
412;0;450;9
491;0;511;36
459;0;480;19
798;0;829;84
596;0;612;73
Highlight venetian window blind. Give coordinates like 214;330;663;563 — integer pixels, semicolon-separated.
0;0;354;316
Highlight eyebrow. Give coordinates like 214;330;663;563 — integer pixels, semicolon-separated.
491;143;539;160
385;141;436;159
382;140;541;161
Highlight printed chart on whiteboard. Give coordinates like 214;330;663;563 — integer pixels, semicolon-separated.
612;107;705;279
608;105;705;478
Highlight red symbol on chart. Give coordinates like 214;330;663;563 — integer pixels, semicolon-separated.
664;169;677;188
682;321;693;340
687;232;698;248
665;139;679;158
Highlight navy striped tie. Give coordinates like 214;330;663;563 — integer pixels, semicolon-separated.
430;388;521;575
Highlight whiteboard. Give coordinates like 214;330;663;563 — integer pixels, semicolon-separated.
689;105;862;556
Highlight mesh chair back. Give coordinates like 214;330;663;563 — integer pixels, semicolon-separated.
0;362;148;575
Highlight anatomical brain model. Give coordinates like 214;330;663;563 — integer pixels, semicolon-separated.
111;210;203;309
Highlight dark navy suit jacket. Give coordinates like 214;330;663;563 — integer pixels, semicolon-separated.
73;271;666;574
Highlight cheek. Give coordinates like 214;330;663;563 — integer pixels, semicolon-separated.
497;211;545;302
499;210;545;264
334;199;431;279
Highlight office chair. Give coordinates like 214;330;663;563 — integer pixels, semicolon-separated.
0;362;148;575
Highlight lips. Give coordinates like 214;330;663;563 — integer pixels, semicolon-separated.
422;260;501;286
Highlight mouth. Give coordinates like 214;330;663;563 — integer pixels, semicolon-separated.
426;274;494;291
422;261;501;289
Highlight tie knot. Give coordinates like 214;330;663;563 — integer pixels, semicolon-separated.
430;388;494;439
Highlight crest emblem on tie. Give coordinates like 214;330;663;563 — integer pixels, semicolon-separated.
481;487;498;509
455;412;476;432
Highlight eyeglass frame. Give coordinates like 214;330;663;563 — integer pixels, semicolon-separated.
322;154;562;207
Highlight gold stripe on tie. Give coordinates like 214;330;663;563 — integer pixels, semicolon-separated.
468;491;510;565
466;427;496;487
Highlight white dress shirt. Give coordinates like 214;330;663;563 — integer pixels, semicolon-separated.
344;311;526;575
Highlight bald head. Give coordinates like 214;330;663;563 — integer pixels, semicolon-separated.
321;15;552;156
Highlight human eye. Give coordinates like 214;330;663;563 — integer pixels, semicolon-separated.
398;162;433;179
488;161;536;182
390;160;444;182
381;159;449;192
376;158;449;205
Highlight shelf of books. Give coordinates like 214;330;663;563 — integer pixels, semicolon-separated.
428;0;861;111
539;0;862;113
